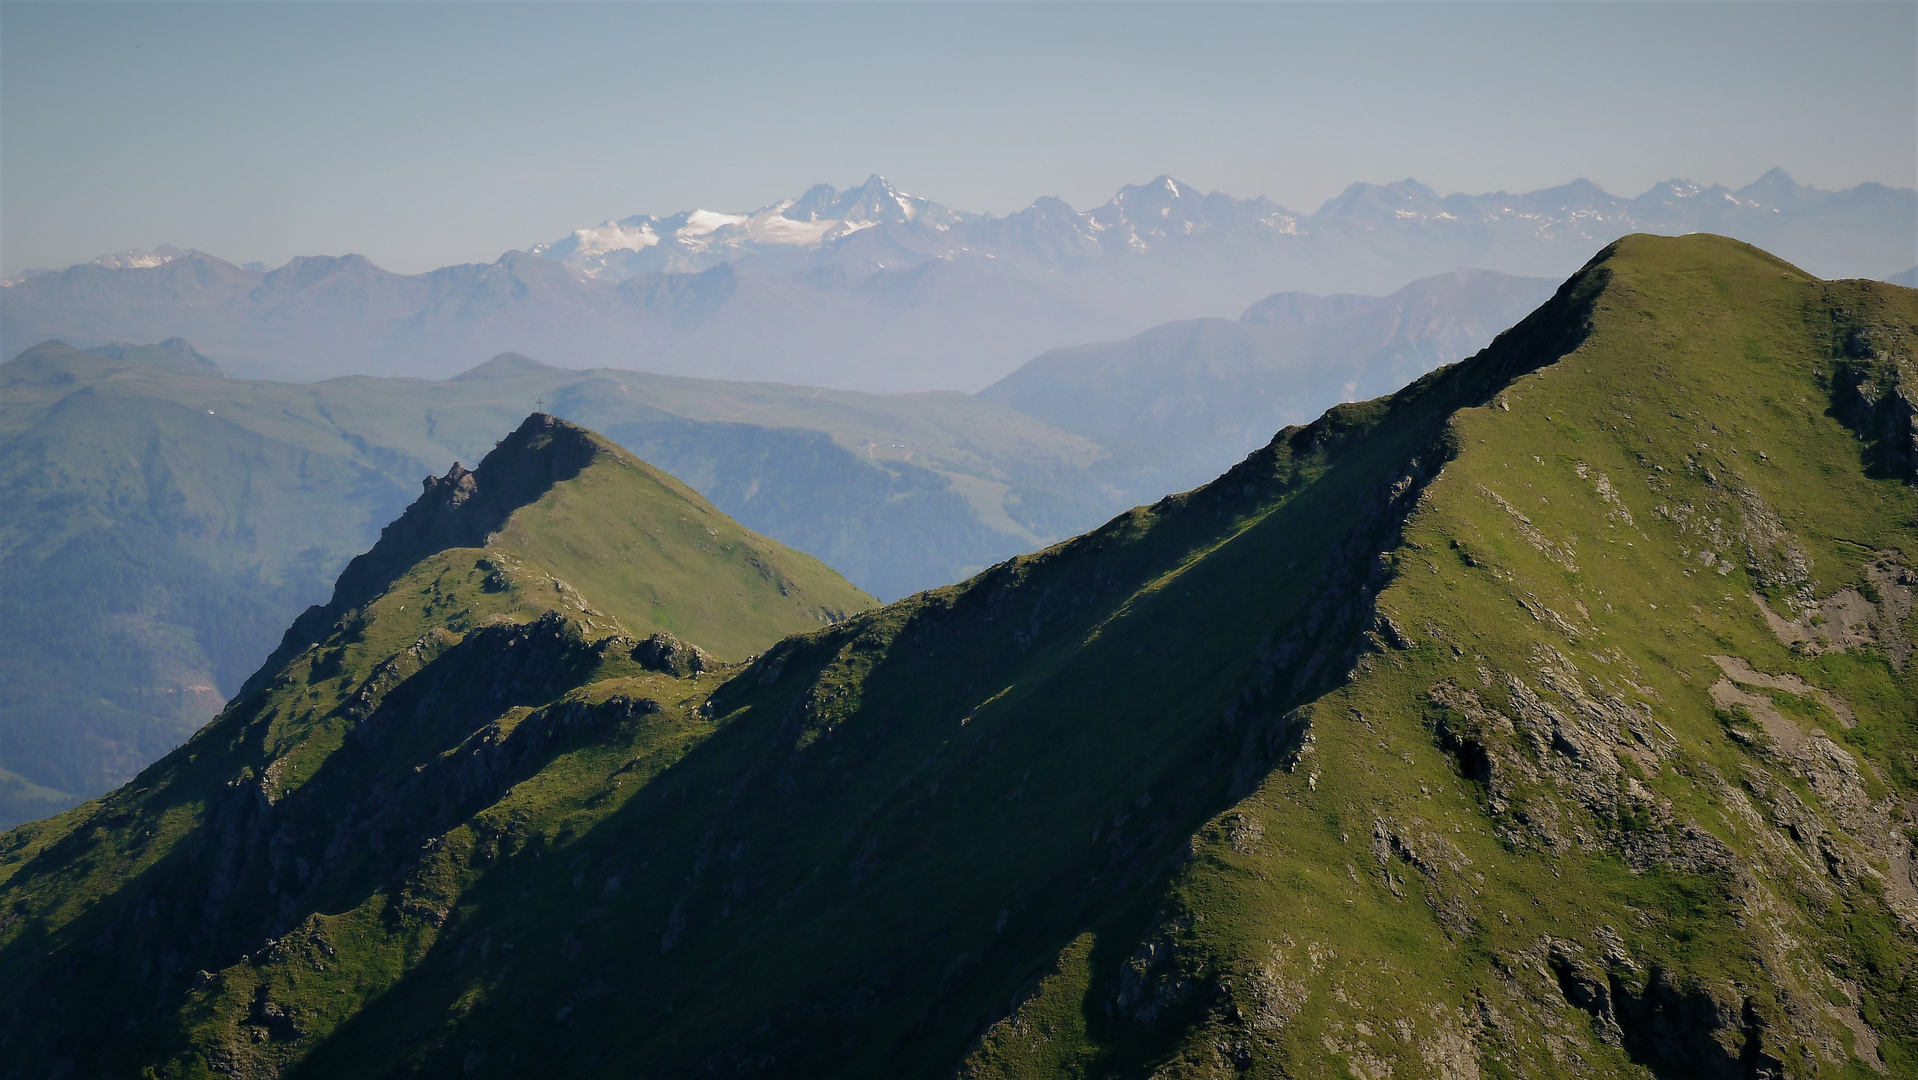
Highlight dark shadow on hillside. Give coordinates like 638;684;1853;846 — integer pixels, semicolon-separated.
288;256;1606;1076
0;612;629;1075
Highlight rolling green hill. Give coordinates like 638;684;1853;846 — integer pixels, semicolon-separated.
2;234;1914;1078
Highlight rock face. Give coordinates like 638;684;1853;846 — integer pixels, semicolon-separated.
630;632;712;677
1828;299;1918;485
2;236;1918;1079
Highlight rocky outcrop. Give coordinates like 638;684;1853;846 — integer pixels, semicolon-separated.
631;632;713;677
1829;320;1918;485
244;414;602;693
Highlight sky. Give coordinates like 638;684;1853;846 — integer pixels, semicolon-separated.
2;1;1914;278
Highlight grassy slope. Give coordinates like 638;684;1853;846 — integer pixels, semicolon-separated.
0;348;419;822
0;271;1544;828
967;235;1918;1078
0;413;873;1078
1;235;1913;1080
408;419;874;659
0;236;1585;1076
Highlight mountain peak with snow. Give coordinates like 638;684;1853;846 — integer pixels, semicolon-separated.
90;245;189;271
512;168;1910;282
526;176;975;279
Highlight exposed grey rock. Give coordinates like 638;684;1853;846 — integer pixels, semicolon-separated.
631;632;713;678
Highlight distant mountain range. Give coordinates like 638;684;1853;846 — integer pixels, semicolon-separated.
4;171;1910;390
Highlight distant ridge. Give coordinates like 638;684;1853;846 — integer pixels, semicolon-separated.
524;168;1913;283
981;267;1559;486
452;352;565;380
5;170;1910;391
86;337;223;376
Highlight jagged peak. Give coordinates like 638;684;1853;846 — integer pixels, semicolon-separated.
1305;178;1450;222
244;412;608;691
1103;174;1202;207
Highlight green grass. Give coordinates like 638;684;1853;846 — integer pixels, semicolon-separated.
3;236;1917;1079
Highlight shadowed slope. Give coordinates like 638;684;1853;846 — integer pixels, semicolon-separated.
0;414;873;1077
0;251;1599;1080
962;236;1918;1078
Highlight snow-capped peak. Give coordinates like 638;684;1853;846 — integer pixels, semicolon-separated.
528;177;973;278
91;245;187;270
517;168;1871;283
679;210;751;238
560;221;661;260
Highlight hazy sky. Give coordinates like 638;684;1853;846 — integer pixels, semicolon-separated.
3;1;1913;277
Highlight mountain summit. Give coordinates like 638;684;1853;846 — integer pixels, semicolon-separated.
262;411;875;665
3;234;1915;1076
527;174;974;279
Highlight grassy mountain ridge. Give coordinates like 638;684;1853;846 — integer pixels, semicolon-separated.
0;271;1534;830
4;233;1917;1079
0;411;873;1076
256;412;872;680
0;268;1577;1076
964;236;1918;1078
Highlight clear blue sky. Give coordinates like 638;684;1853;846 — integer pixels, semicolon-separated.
3;1;1913;277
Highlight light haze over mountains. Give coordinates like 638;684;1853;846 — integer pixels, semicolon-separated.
5;1;1918;1072
4;170;1910;391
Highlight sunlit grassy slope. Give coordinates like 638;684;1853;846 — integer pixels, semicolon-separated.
2;235;1915;1079
253;411;874;673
